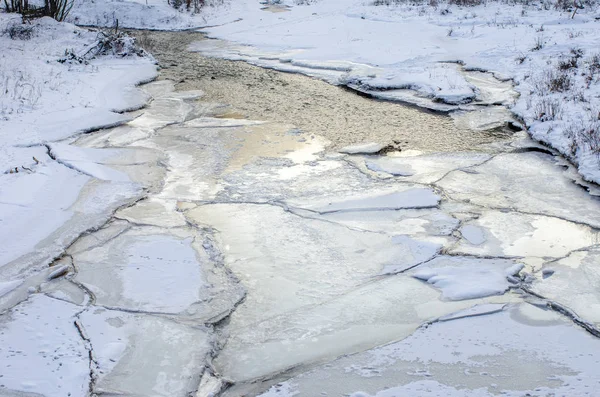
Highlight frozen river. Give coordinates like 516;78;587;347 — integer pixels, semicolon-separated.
1;34;600;397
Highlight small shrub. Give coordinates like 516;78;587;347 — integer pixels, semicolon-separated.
585;53;600;87
515;54;527;64
168;0;224;13
92;31;147;57
2;0;73;22
449;0;482;5
2;0;29;14
0;69;42;112
531;36;544;51
578;120;600;156
569;88;586;102
570;47;584;59
3;22;34;40
58;28;147;65
558;56;578;71
547;69;572;92
534;97;562;121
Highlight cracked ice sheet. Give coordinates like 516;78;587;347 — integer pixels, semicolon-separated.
149;117;326;202
186;203;440;323
186;204;514;382
317;208;459;238
0;259;83;313
256;304;600;397
73;228;205;313
412;256;523;301
128;96;194;131
361;152;491;184
0;294;89;397
116;198;188;228
214;274;517;385
48;142;165;186
452;211;599;259
532;247;600;327
71;226;243;321
79;307;212;397
437;152;600;228
287;187;440;214
49;143;130;182
0;161;141;280
146;123;238;202
75;89;199;150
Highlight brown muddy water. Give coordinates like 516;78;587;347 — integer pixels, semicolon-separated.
133;30;511;152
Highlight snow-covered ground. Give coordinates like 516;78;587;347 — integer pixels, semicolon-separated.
0;15;157;283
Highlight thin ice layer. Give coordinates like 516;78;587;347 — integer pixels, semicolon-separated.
79;307;212;396
255;304;600;397
437;153;600;228
531;247;600;327
73;229;206;314
289;188;440;214
451;211;599;258
0;295;89;397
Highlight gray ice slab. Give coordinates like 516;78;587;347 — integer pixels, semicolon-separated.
0;295;89;397
365;157;414;176
531;247;600;327
361;152;491;184
254;304;600;397
288;188;440;214
79;307;212;397
339;142;385;154
319;208;459;237
72;227;244;320
451;211;599;258
215;274;516;384
115;198;188;228
460;224;486;245
437;152;600;228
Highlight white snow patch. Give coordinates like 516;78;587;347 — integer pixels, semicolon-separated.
339;142;385;154
413;256;524;300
